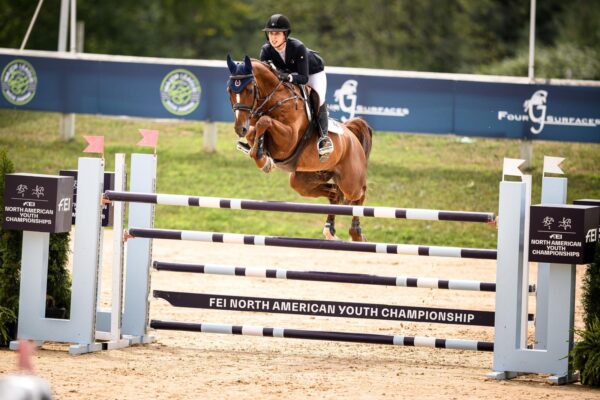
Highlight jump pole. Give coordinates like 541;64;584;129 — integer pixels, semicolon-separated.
128;228;497;260
152;261;537;293
105;190;495;223
150;320;494;352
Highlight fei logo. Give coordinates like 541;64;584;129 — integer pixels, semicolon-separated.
57;197;71;212
498;89;600;134
1;59;37;106
586;228;598;244
329;79;409;122
160;68;201;116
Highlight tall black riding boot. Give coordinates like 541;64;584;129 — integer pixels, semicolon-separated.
317;104;333;162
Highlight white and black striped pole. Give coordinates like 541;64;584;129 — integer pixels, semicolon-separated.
153;261;536;293
150;320;494;352
105;191;496;223
128;228;497;260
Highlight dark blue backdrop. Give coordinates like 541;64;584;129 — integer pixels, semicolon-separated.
1;51;599;143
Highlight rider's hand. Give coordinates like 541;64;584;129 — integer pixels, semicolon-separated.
278;72;293;83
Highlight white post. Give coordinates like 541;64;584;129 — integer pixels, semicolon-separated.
57;0;69;52
528;0;536;81
94;154;130;349
58;0;75;141
19;0;45;50
122;154;156;343
520;0;537;168
204;122;218;153
76;20;84;53
535;158;568;349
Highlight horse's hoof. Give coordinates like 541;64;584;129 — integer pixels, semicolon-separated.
350;234;367;242
323;227;340;241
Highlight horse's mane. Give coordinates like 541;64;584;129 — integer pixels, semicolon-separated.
250;58;279;80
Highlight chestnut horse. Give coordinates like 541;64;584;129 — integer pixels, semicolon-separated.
226;55;372;241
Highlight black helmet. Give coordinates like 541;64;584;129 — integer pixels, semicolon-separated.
262;14;291;35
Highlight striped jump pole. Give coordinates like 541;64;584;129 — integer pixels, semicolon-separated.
153;261;536;293
128;228;497;260
105;190;496;223
150;320;494;352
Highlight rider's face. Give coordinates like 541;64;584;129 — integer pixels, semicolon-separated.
268;31;286;49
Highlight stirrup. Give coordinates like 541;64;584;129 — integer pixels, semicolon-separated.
317;136;334;161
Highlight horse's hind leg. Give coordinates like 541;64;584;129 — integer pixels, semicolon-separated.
289;171;340;240
347;195;367;242
324;186;343;240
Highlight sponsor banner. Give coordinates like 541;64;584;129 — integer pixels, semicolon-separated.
1;53;598;143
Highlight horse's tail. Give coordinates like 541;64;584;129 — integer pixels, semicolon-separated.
344;118;373;160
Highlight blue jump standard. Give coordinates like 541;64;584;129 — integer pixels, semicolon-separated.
128;228;497;260
149;320;495;352
105;190;495;223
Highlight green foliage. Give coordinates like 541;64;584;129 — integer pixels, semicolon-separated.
0;147;20;346
47;232;71;317
571;316;600;387
0;305;16;345
582;242;600;330
0;0;598;79
477;44;600;80
569;241;600;386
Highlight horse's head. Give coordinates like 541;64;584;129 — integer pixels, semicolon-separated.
226;55;256;138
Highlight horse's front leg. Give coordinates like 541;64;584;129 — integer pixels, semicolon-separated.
246;117;275;173
250;116;271;160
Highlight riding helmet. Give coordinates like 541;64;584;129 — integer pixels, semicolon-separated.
262;14;291;35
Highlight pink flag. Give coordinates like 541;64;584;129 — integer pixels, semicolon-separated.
83;135;104;154
137;129;159;148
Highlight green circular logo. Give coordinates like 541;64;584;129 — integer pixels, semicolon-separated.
1;59;37;106
160;69;201;115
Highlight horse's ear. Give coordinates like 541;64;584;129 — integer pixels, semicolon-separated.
244;55;253;73
226;54;237;74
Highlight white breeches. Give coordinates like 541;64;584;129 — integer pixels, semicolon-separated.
308;71;327;106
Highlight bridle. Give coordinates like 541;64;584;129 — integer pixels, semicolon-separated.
228;66;301;125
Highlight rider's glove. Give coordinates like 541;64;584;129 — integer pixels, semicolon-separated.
279;72;293;83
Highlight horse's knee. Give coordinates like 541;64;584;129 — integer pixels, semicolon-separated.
256;116;271;131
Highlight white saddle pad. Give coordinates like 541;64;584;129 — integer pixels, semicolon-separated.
328;118;345;135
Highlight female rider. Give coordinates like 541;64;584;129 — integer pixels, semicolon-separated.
259;14;333;161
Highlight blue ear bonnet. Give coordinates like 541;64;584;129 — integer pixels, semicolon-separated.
227;63;254;93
